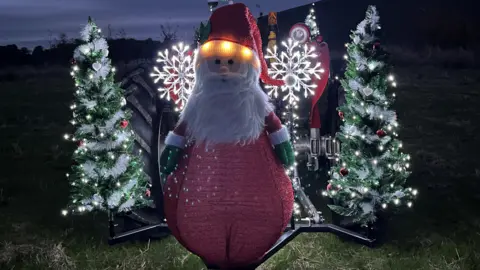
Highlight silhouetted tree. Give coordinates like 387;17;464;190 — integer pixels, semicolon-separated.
107;24;114;40
160;24;178;47
117;28;127;39
32;46;45;65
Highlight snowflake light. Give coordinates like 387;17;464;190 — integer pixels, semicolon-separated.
265;38;324;104
151;42;196;111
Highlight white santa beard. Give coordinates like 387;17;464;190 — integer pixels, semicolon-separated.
180;66;274;146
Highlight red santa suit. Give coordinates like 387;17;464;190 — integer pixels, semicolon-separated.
161;3;294;269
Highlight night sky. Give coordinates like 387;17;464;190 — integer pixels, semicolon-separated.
0;0;315;48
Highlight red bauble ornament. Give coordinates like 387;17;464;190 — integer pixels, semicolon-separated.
78;140;84;147
120;120;129;128
145;189;151;197
70;58;76;65
338;111;344;120
376;129;387;137
373;42;381;49
340;168;348;176
327;183;333;191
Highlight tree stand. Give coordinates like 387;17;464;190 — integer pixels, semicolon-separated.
108;210;170;245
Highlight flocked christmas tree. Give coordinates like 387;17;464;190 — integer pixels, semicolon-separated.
324;6;417;226
61;17;150;216
305;2;320;39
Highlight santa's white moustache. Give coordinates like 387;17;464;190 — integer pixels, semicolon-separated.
180;64;274;146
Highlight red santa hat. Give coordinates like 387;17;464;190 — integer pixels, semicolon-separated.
205;3;284;86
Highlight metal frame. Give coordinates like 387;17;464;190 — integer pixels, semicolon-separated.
109;214;375;268
249;222;375;269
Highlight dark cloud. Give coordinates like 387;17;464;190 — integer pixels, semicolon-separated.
0;0;313;48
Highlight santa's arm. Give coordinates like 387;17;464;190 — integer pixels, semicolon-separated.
164;122;187;149
161;122;187;175
265;112;290;145
265;112;294;166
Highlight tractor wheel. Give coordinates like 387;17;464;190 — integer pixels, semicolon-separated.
116;60;167;226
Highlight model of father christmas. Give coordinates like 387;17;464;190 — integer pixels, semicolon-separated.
160;3;294;269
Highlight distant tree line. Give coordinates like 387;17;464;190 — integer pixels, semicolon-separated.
0;25;181;68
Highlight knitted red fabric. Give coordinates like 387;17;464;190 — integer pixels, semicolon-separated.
164;131;294;269
206;3;284;87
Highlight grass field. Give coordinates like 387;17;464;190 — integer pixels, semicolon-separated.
1;65;480;270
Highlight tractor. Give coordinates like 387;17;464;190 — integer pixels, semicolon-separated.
109;1;371;267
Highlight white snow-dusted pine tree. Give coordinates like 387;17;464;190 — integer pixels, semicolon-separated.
62;17;150;216
324;6;417;226
305;2;320;39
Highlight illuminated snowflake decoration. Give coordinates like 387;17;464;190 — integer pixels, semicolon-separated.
265;39;324;104
151;42;196;111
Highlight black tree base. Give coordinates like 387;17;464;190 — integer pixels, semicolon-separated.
331;211;390;247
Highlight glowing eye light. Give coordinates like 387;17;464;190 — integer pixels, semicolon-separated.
242;48;252;58
222;41;232;51
202;42;211;52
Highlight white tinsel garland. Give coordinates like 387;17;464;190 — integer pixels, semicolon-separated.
360;202;374;214
353;167;370;180
82;154;129;180
73;47;86;62
107;192;123;208
353;6;380;44
350;103;396;124
372;165;384;178
341;124;379;143
118;198;136;212
366;6;380;30
84;131;129;151
73;38;109;62
80;194;106;211
372;90;388;103
77;110;125;135
350;52;368;70
80;23;95;41
107;178;138;209
348;78;363;91
80;99;97;110
347;78;388;102
92;38;109;54
91;60;111;81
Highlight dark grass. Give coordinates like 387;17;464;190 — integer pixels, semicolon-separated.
1;66;480;269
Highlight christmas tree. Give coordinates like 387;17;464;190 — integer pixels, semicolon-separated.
305;2;320;39
324;6;417;226
61;17;150;216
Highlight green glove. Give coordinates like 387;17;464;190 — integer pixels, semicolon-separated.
274;141;295;167
159;145;183;175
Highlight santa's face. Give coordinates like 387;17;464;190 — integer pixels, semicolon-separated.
180;40;274;145
195;40;261;86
